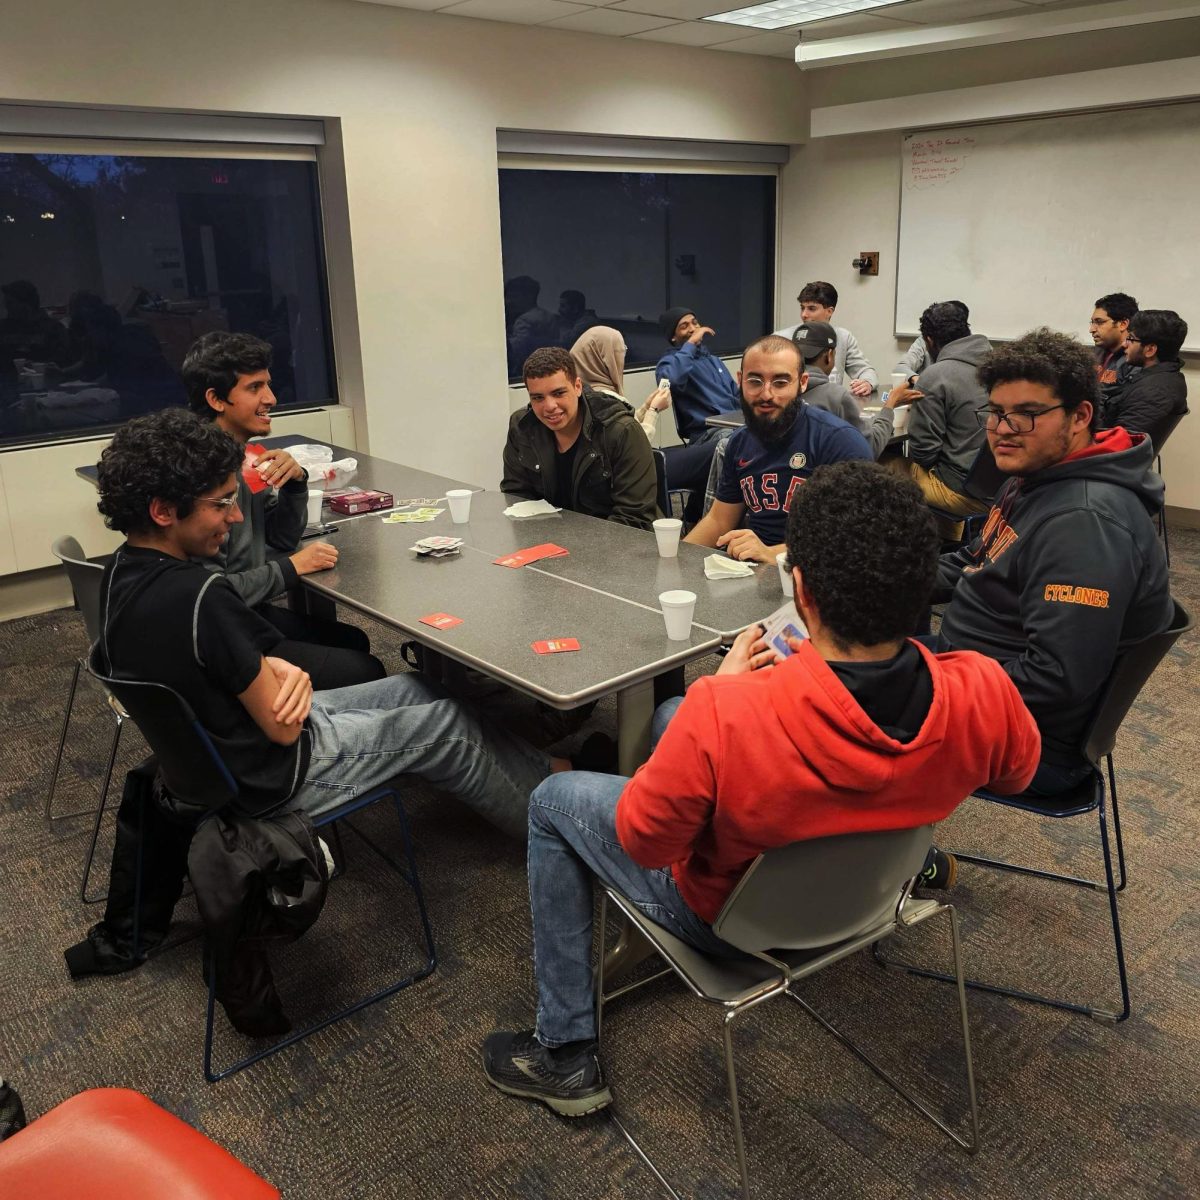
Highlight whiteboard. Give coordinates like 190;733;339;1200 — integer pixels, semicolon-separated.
896;103;1200;352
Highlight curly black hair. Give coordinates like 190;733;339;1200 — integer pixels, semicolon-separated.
181;331;272;418
523;345;579;383
97;408;242;535
785;462;938;650
978;327;1099;424
919;301;971;349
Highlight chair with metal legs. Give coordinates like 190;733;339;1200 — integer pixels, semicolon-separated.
879;598;1192;1024
87;658;437;1083
46;536;129;902
595;824;978;1200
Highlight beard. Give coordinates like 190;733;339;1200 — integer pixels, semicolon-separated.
740;394;802;445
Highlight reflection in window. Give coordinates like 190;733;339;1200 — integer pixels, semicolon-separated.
498;169;775;379
0;152;334;444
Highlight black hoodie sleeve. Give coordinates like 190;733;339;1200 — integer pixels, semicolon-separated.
1005;507;1148;721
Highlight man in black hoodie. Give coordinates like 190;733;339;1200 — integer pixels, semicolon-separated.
502;346;658;530
1105;309;1189;454
937;328;1172;798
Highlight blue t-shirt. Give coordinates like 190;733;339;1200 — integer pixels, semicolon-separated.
715;403;872;545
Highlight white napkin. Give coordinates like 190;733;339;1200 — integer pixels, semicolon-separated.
704;553;755;580
503;499;562;518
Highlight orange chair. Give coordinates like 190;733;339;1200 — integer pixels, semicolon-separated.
0;1087;279;1199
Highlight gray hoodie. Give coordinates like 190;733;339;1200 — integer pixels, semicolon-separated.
910;333;993;497
801;364;861;426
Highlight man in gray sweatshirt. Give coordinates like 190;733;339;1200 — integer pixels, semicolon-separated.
882;302;996;521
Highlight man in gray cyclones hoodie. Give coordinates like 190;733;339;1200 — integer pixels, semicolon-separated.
937;328;1173;797
883;301;996;518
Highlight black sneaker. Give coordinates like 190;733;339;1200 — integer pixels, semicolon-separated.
482;1030;612;1117
918;848;958;890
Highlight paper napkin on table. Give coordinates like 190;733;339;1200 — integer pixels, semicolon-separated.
704;554;755;580
503;499;561;518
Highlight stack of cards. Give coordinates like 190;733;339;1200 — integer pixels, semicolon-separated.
493;543;569;568
410;536;462;558
383;508;444;523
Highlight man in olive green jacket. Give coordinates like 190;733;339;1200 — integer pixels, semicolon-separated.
502;346;659;531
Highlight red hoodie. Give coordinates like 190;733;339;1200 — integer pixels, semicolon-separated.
615;639;1041;923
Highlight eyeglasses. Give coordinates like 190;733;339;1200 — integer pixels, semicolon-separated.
1088;318;1114;328
976;404;1067;434
742;376;796;395
200;496;240;511
1124;335;1143;345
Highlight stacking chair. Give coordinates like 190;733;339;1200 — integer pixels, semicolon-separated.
87;654;437;1083
595;824;978;1200
1152;410;1187;567
881;599;1192;1024
651;449;691;528
927;443;1005;549
46;536;130;902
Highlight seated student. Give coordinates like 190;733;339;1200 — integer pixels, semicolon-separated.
1090;292;1139;405
790;320;861;425
502;346;658;530
775;281;877;398
654;308;740;443
570;325;716;526
1104;309;1189;454
893;300;970;384
938;328;1172;802
481;461;1041;1115
94;408;561;840
684;335;871;565
880;302;995;521
183;331;383;689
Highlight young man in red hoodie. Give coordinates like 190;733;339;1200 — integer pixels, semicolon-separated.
937;327;1173;799
482;462;1041;1118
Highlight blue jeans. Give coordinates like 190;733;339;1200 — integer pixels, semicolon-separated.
288;673;552;839
528;698;739;1047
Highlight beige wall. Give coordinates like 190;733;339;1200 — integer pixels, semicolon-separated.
0;0;803;493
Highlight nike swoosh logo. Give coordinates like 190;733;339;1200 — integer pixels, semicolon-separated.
737;458;754;467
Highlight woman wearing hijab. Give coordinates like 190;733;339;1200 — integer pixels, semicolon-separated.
570;325;722;527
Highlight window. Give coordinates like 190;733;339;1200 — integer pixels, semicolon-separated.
498;169;776;381
0;149;334;445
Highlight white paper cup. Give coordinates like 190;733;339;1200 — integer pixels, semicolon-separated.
776;552;791;595
891;371;909;392
892;404;912;437
446;489;472;524
306;489;324;526
653;517;683;558
659;589;697;640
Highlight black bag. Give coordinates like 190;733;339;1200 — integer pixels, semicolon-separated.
0;1079;27;1140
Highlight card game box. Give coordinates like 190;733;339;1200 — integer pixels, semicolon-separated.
328;489;394;515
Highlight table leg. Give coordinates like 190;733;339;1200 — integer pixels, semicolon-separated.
291;584;337;624
604;678;658;984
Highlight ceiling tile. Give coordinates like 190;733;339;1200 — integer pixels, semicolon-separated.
609;0;731;20
351;0;457;10
888;0;1026;23
631;18;755;42
712;29;799;54
540;6;675;29
436;0;592;21
795;13;917;38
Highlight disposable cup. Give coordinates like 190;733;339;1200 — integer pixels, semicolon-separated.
891;371;909;392
659;589;697;640
447;489;472;523
653;517;683;558
306;489;324;526
776;552;791;595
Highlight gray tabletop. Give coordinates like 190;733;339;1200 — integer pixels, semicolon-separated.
302;506;720;711
457;490;784;640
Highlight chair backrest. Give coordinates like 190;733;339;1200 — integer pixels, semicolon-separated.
702;433;730;517
87;647;238;813
1083;597;1192;764
712;824;934;953
651;448;670;517
962;442;1007;503
51;535;107;646
1154;408;1187;457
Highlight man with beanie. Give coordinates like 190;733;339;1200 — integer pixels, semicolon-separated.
654;308;739;443
792;321;861;425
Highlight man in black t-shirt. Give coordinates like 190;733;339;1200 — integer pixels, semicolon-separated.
95;408;561;835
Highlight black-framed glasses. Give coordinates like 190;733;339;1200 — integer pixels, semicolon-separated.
976;404;1067;434
1125;335;1143;345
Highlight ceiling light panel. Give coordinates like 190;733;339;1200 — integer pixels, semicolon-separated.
706;0;901;31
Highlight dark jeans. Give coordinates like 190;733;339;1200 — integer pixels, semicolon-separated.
260;604;386;691
662;438;722;525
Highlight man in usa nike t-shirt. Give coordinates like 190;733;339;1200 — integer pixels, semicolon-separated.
685;334;872;564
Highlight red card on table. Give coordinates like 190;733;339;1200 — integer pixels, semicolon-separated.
420;612;462;630
242;444;268;494
493;543;570;569
532;638;580;654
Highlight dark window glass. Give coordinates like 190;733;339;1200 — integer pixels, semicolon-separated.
499;169;775;380
0;152;334;445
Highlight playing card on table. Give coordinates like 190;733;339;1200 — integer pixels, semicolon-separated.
383;508;444;523
396;497;442;507
411;536;463;557
493;543;570;568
